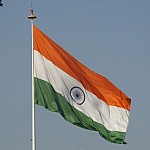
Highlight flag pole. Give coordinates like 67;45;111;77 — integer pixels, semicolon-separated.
28;6;37;150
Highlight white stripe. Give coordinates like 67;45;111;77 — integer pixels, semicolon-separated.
34;50;130;132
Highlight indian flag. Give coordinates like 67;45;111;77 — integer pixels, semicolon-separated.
33;25;131;144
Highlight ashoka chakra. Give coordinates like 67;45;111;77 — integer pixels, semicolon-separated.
70;87;85;105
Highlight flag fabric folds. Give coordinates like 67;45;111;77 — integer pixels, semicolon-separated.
33;25;131;144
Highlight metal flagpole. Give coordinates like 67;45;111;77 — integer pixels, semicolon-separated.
28;6;37;150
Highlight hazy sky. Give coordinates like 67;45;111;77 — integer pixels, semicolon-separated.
0;0;150;150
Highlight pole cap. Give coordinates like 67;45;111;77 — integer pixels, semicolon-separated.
28;7;37;20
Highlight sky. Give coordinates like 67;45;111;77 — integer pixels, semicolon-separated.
0;0;150;150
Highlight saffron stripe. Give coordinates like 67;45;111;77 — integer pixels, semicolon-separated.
33;25;131;110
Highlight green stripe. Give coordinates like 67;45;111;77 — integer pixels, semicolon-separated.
34;77;126;144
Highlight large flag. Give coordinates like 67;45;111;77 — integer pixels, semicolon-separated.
33;25;131;144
